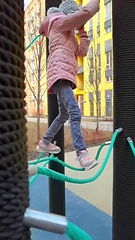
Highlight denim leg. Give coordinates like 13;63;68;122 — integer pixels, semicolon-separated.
43;83;69;144
57;81;86;151
43;80;86;151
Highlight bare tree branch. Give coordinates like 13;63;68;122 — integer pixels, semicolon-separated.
24;7;47;141
25;75;38;101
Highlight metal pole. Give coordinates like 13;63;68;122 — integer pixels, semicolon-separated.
23;208;67;234
113;0;135;239
45;0;65;216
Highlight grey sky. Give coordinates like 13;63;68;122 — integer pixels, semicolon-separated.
24;0;32;9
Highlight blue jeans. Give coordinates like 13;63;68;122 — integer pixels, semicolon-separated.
43;80;86;152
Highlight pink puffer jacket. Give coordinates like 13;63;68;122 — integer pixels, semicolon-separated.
39;0;99;93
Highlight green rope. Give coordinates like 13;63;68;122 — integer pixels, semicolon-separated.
29;156;52;165
29;160;50;186
36;130;118;184
28;141;109;173
95;142;105;160
127;137;135;156
29;153;49;186
29;156;84;171
25;34;40;51
65;221;92;240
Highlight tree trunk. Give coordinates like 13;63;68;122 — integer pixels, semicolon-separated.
96;101;99;133
37;74;41;141
37;103;40;141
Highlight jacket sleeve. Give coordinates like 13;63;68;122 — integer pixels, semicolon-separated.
39;18;46;36
75;29;90;57
55;0;99;32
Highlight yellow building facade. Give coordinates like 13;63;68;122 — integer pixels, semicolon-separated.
75;0;113;119
24;0;47;117
24;0;112;119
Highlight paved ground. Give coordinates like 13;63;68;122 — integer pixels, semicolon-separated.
65;145;113;217
29;144;113;239
26;117;113;132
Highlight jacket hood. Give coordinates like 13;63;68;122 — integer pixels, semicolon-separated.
42;13;64;38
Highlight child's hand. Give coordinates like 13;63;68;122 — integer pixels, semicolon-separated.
77;24;85;31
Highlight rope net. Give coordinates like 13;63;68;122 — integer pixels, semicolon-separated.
0;1;30;239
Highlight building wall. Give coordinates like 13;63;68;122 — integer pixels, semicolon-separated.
24;0;113;119
24;0;47;117
83;0;113;118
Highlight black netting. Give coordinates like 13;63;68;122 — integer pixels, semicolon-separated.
0;1;30;239
113;1;135;239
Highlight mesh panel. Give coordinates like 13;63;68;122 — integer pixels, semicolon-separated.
0;1;30;239
113;1;135;239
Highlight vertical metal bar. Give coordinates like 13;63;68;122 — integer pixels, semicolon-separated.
45;0;65;216
112;0;135;239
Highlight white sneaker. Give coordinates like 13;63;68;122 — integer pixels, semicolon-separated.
76;151;98;171
36;140;61;154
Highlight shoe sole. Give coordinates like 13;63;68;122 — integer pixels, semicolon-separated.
36;145;61;154
84;161;98;171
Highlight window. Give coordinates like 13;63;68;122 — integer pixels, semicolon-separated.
105;2;112;21
97;23;100;37
31;61;35;74
106;51;112;69
28;33;32;41
106;76;112;82
77;95;84;115
37;1;40;13
105;99;112;116
37;15;40;28
90;100;94;117
28;12;32;21
39;86;42;100
90;57;94;69
31;73;35;85
97;55;101;70
97;55;101;83
97;45;101;82
89;93;94;116
97;11;100;26
40;101;43;108
29;50;34;61
105;26;111;33
105;89;112;116
34;100;36;108
39;68;42;80
89;70;94;85
88;47;93;59
89;18;93;30
97;31;100;38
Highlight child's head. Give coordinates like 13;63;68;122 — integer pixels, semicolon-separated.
47;7;62;16
59;0;80;15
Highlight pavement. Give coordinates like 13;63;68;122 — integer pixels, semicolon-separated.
65;145;113;217
26;116;113;132
29;144;113;240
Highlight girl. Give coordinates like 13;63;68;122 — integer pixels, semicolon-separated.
37;0;100;171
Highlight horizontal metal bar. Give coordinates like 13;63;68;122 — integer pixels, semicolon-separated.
116;127;123;133
28;165;37;176
23;208;68;234
104;141;111;145
127;137;132;143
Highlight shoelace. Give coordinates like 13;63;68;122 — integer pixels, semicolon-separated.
80;155;90;165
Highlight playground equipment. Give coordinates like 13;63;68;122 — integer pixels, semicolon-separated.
0;0;135;239
28;128;121;183
23;208;93;240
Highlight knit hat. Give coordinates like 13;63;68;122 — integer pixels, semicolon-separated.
47;7;62;16
59;0;80;15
